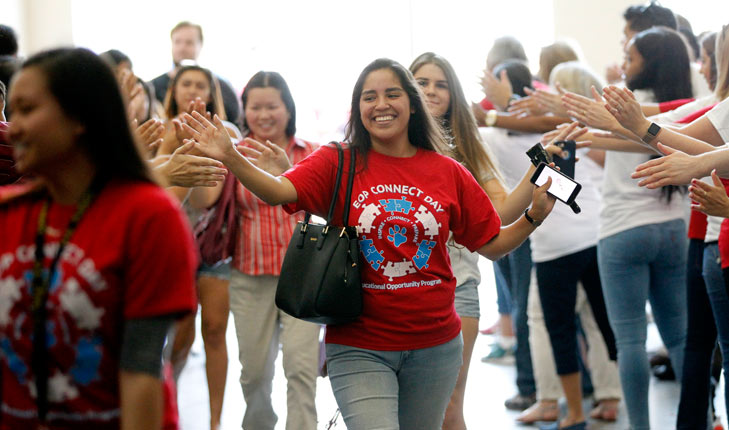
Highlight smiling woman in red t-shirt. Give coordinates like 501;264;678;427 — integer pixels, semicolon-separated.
0;48;197;430
183;58;557;430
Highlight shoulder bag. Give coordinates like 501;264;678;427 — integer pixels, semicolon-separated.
275;142;362;325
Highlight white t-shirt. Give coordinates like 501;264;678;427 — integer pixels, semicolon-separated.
599;89;687;239
707;98;729;142
529;147;602;262
651;95;718;125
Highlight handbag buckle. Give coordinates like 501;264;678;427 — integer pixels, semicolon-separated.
322;225;330;235
339;228;348;238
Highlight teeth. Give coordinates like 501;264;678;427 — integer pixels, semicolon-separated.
375;115;394;122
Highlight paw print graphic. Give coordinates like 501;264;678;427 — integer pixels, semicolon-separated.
387;226;408;248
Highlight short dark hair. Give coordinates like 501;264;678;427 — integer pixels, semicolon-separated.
170;21;203;43
0;25;18;56
628;26;692;102
345;58;449;162
623;2;677;33
492;60;534;97
21;48;152;183
240;71;297;137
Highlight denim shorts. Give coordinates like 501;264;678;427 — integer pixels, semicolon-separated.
197;258;232;281
454;278;480;318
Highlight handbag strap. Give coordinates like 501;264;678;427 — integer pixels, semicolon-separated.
303;141;344;226
341;143;356;227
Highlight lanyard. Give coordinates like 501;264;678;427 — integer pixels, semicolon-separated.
30;190;94;424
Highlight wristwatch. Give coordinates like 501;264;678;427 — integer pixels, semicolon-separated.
642;122;661;144
524;207;542;227
485;109;498;127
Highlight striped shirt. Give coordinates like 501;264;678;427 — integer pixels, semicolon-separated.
232;136;317;275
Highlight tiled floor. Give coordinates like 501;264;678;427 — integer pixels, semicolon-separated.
177;259;726;429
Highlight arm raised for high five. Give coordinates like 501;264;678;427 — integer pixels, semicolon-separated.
632;144;729;188
182;112;298;206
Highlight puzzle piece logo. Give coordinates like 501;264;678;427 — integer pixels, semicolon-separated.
383;259;417;281
359;237;385;270
387;226;407;247
379;197;414;215
357;203;381;234
414;206;441;237
413;240;436;270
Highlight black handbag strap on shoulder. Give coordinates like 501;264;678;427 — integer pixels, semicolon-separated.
304;141;356;228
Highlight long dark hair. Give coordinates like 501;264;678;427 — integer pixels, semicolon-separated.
345;58;449;163
409;52;503;187
22;47;152;183
164;65;225;120
627;27;693;102
240;71;296;137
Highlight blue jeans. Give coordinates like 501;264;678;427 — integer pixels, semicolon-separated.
598;219;687;430
494;239;535;396
702;243;729;420
493;260;513;315
326;335;463;430
677;239;715;429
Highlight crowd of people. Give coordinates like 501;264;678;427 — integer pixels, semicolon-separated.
1;2;729;430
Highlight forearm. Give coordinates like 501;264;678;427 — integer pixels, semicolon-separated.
495;113;571;134
641;104;661;117
701;149;729;178
120;371;163;430
477;215;535;261
584;131;657;154
222;149;296;205
498;166;536;225
188;182;224;209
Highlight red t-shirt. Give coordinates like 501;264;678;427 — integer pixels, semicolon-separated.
0;180;198;429
658;98;695;113
282;145;501;350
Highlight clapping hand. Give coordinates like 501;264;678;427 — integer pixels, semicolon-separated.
180;112;236;163
562;86;621;133
239;138;292;176
156;140;227;187
603;86;648;135
689;170;729;218
133;118;165;157
480;69;513;111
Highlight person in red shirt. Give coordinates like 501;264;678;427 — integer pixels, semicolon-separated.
0;47;197;430
183;57;556;429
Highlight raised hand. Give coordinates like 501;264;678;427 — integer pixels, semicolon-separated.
562;86;621;133
689;170;729;218
181;112;236;163
631;143;696;188
531;84;570;117
603;86;649;135
183;97;212;122
480;69;513;111
507;88;548;117
239;138;292;176
155;140;227;187
135;118;165;156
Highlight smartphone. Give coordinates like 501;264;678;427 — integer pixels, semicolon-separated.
552;140;576;179
526;143;552;167
530;162;582;204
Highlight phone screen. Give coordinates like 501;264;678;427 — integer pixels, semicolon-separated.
533;164;580;203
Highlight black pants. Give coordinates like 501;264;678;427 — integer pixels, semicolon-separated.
537;246;616;375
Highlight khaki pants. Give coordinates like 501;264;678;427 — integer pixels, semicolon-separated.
229;270;320;430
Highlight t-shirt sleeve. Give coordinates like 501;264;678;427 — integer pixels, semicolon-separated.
449;163;502;252
707;98;729;143
123;189;198;319
281;145;338;217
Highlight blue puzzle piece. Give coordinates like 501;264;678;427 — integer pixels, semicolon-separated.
413;240;436;270
0;338;28;383
71;336;102;385
387;226;408;247
379;197;414;215
360;237;385;270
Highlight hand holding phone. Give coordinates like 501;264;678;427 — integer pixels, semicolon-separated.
552;140;576;179
530;162;582;205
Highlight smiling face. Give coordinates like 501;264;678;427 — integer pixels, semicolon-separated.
173;69;211;111
413;63;450;119
622;40;644;82
244;87;290;144
359;68;412;149
8;67;85;175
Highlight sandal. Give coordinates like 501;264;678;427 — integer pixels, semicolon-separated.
516;401;559;424
589;399;619;421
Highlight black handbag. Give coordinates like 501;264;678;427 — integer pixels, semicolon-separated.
275;142;362;325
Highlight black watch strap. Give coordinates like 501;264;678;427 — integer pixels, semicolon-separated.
524;207;542;227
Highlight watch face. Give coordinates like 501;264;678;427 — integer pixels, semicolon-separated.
648;122;661;136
